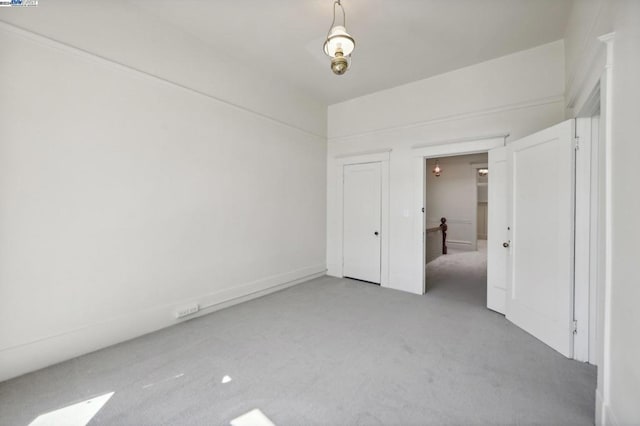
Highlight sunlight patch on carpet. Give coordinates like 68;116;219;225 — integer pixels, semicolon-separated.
29;392;114;426
230;408;275;426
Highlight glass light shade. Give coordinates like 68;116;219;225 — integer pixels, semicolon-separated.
433;161;442;177
324;25;355;57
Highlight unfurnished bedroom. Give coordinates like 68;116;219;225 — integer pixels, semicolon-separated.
1;1;639;425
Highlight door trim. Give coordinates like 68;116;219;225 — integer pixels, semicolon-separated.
574;117;595;363
414;136;507;294
334;151;390;287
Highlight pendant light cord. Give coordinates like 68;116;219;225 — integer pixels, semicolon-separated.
326;0;347;37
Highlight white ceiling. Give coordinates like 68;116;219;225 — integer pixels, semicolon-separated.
133;0;572;105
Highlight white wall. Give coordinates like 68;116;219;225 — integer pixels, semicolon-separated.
425;154;487;251
564;1;640;424
327;41;566;295
0;12;326;381
0;1;326;137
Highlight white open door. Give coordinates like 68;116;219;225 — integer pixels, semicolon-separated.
487;147;508;314
343;162;382;284
506;119;575;357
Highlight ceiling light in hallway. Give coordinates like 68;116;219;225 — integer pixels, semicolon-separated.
433;160;442;177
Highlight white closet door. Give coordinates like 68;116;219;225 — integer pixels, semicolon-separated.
343;162;382;284
506;119;575;357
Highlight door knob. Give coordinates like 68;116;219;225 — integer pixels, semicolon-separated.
503;241;510;248
374;231;379;236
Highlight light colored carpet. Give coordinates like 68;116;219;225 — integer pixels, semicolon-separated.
426;240;489;305
1;251;595;425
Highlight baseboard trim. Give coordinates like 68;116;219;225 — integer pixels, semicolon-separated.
326;262;343;278
0;265;326;382
596;389;605;426
604;403;620;426
596;389;622;426
447;239;472;245
447;240;473;251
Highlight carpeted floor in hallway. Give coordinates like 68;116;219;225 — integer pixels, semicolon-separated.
425;239;489;307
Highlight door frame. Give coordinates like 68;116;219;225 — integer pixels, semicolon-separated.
334;149;390;287
413;135;508;294
569;34;614;375
574;115;597;363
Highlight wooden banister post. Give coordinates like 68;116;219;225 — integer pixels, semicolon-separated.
440;217;448;255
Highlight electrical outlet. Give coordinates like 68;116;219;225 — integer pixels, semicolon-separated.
175;303;199;319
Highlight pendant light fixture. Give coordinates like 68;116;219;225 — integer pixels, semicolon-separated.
323;0;355;75
433;160;442;177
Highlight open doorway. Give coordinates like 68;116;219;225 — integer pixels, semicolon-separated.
424;153;489;308
416;120;600;363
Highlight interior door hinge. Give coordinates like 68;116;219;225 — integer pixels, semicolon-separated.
572;320;578;334
573;137;580;151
